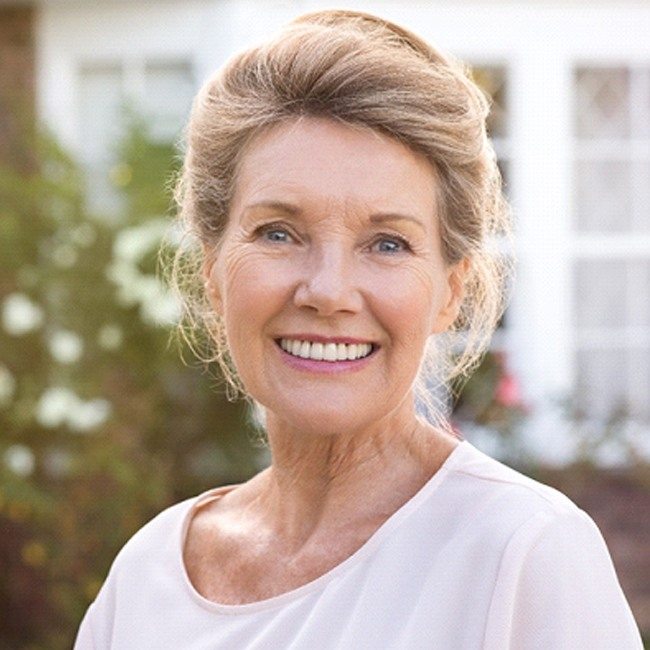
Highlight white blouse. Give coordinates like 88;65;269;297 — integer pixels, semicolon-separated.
74;440;643;649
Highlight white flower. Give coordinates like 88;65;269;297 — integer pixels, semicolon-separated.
49;330;84;364
97;324;123;350
68;399;111;432
4;444;35;477
141;282;181;326
113;219;168;264
107;219;182;326
36;386;111;432
36;386;78;427
2;293;44;336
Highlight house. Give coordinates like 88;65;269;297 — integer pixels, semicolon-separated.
3;0;649;464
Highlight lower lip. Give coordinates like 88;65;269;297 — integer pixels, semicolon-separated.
275;342;378;374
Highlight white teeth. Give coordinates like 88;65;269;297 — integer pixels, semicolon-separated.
311;342;324;360
323;343;337;361
279;339;374;362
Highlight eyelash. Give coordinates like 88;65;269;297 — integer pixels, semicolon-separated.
253;223;412;255
255;223;296;244
369;234;412;255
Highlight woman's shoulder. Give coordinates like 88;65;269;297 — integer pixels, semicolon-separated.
108;487;229;575
444;440;588;532
109;496;194;568
452;443;644;648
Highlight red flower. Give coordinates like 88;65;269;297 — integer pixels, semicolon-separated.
495;371;522;408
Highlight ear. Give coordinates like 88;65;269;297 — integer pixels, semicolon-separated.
431;257;470;334
202;245;223;316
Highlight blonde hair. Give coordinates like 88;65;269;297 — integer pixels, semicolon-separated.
166;9;513;424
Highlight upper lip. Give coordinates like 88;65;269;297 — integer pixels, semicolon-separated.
276;334;377;345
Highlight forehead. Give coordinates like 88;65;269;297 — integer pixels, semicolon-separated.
230;117;439;222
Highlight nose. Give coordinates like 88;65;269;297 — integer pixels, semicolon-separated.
293;243;363;316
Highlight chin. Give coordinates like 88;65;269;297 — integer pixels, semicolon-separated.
262;394;401;439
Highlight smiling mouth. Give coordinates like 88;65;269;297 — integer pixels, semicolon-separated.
277;338;376;362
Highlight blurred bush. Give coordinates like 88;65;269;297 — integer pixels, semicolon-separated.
0;119;259;649
451;350;530;465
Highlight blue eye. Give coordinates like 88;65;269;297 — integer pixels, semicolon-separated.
259;226;293;243
372;236;410;254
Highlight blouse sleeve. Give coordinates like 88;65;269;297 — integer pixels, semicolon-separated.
484;507;643;650
73;606;96;650
73;572;117;649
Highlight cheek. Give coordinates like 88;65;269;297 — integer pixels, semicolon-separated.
216;246;291;327
368;264;442;342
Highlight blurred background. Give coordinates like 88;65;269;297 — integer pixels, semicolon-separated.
0;0;648;647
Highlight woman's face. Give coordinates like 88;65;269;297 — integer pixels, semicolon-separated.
204;117;466;434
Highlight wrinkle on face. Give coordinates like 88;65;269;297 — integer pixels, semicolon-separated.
195;117;470;552
205;115;465;451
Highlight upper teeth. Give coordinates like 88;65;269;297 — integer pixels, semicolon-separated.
280;339;373;361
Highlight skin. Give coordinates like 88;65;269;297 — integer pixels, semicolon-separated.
186;117;469;604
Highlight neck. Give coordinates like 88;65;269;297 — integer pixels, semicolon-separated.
255;399;458;551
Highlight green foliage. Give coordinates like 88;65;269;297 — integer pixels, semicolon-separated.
0;120;258;649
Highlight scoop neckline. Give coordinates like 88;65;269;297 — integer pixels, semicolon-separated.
177;439;471;615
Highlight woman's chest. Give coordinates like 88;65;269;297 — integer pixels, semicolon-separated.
112;544;501;650
183;515;386;606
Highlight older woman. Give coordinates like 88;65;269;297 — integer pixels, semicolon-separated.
75;10;642;649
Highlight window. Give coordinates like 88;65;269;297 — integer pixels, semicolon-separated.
78;63;125;215
471;65;512;341
471;65;511;197
77;59;194;215
142;61;194;143
572;66;650;423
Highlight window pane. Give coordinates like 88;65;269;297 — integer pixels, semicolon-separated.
575;159;633;232
471;65;508;139
575;349;628;421
78;64;125;215
634;69;650;138
143;61;194;142
576;348;649;423
78;64;124;164
575;67;630;139
632;161;650;233
628;349;650;421
470;65;511;227
628;260;650;328
574;259;628;329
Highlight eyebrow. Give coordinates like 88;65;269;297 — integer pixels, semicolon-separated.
369;212;426;232
242;201;426;231
242;201;301;216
